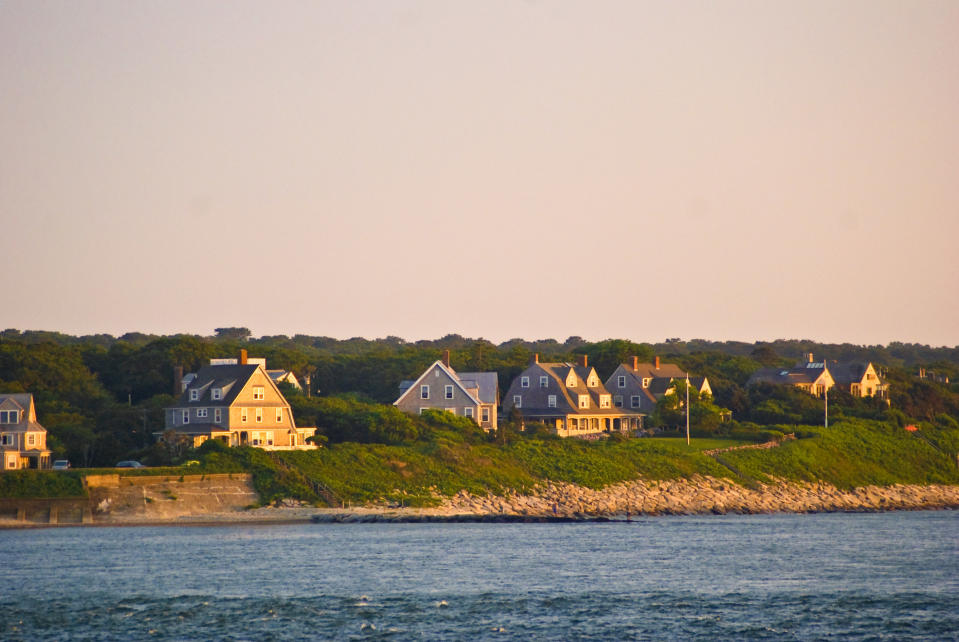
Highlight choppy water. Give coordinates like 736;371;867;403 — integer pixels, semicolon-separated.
2;512;957;640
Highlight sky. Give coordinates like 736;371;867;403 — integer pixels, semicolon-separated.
1;1;957;346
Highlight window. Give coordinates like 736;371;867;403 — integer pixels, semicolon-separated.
567;375;576;387
548;395;557;408
190;390;199;401
214;408;222;423
196;408;208;418
614;395;623;408
631;396;640;408
1;434;12;446
642;378;651;388
445;385;454;399
513;395;522;408
27;434;36;447
212;389;222;401
464;407;474;418
578;395;589;409
0;410;18;423
521;376;529;388
600;395;611;409
256;408;263;423
421;385;430;399
540;376;548;388
482;407;490;422
617;376;626;388
276;409;283;423
253;386;265;400
182;410;190;424
588;377;598;387
241;409;248;423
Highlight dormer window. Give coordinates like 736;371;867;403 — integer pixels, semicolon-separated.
600;395;611;409
578;395;589;409
588;377;598;387
189;390;200;401
567;375;577;387
642;378;651;388
211;388;222;401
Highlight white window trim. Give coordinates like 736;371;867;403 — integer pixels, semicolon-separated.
276;409;283;423
421;385;430;400
214;408;222;423
618;376;626;388
513;395;522;408
631;395;640;408
464;407;474;418
182;410;190;424
547;395;557;408
253;386;265;401
578;395;589;409
481;407;490;422
256;408;263;423
190;390;199;401
211;389;222;401
196;408;208;418
540;376;548;388
521;376;529;388
241;409;248;423
445;385;454;399
614;395;623;408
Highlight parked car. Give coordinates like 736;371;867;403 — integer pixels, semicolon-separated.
52;460;71;470
115;460;145;468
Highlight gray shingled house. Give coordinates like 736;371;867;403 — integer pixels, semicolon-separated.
604;356;712;413
501;354;644;437
0;393;52;471
395;351;499;431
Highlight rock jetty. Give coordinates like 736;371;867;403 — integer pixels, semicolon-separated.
311;476;959;523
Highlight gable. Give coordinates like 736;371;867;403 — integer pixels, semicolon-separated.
394;361;481;407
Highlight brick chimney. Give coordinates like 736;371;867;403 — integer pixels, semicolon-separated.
579;354;588;368
805;352;814;363
654;356;660;370
173;365;183;395
530;353;539;365
442;349;450;367
239;349;248;365
632;356;639;371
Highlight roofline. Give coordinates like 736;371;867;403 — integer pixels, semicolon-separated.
394;360;481;407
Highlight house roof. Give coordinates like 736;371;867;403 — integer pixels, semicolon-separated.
504;362;634;416
456;372;499;405
394;361;492;407
827;361;871;385
174;364;268;407
747;365;827;386
0;393;45;434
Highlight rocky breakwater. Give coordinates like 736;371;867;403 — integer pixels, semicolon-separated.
437;476;959;518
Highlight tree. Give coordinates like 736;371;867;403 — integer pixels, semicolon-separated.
214;327;251;341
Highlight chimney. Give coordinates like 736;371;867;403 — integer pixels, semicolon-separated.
240;349;248;365
442;349;450;368
174;365;183;395
654;356;660;370
579;354;588;368
632;356;639;371
805;352;814;363
530;353;539;365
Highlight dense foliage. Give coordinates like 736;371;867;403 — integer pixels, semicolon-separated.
1;329;957;475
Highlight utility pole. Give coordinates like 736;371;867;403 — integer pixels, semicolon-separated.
685;373;690;446
824;386;828;429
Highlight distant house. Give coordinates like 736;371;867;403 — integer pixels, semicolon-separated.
501;354;643;437
161;351;317;450
395;351;498;431
917;368;949;385
0;393;52;471
267;369;303;391
747;354;835;397
828;360;888;400
604;356;712;413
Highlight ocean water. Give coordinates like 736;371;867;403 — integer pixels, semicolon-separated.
1;511;957;640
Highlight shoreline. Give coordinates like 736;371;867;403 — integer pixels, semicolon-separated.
3;476;958;528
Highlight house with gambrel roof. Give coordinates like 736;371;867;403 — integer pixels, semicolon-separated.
395;351;498;431
0;393;52;471
501;354;643;437
604;356;712;413
161;351;316;450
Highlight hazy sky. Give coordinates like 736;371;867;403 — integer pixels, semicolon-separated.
2;1;957;346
